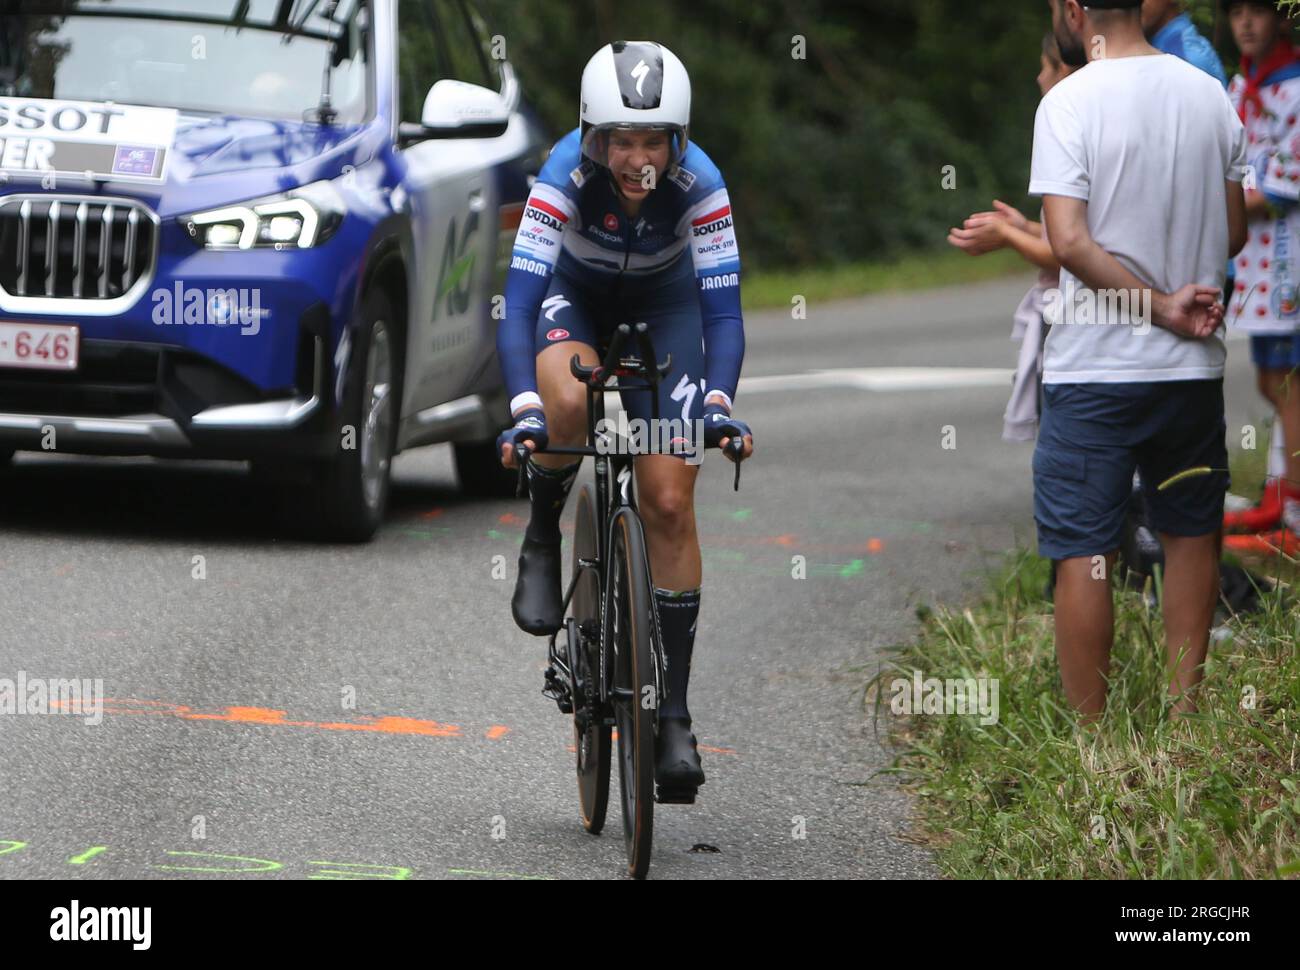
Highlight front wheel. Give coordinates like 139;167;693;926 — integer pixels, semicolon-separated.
571;484;610;834
296;290;402;542
608;507;657;879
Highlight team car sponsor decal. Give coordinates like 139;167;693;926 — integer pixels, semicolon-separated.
0;97;178;182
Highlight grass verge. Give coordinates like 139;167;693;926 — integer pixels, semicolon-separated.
870;549;1300;879
741;248;1028;311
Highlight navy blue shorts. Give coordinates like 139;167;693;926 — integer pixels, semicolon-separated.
533;255;705;427
1250;334;1300;370
1033;381;1228;560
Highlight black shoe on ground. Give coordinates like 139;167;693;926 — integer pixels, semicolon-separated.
511;537;563;635
655;716;705;803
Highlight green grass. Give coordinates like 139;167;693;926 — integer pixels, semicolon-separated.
741;248;1028;311
871;550;1300;879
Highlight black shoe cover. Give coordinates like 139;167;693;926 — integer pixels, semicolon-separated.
512;537;563;635
655;716;705;791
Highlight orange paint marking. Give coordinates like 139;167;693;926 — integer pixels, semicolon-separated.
311;716;462;738
183;706;311;726
498;512;527;527
421;508;445;520
866;538;885;554
486;726;510;740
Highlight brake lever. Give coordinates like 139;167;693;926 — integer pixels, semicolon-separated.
726;436;745;491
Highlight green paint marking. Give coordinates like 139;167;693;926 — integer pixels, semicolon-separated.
307;861;412;880
839;559;865;578
447;867;552;880
0;840;28;857
68;846;107;865
153;851;283;873
487;529;503;539
731;508;752;521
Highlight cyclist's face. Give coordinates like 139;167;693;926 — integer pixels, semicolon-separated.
607;129;671;199
1229;4;1284;60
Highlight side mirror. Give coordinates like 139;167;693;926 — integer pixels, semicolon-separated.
399;79;510;146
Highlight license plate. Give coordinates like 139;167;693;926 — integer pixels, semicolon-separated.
0;321;80;371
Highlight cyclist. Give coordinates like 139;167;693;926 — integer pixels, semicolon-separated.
495;41;754;798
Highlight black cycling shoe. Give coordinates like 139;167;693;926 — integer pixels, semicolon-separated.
511;537;563;635
655;716;705;803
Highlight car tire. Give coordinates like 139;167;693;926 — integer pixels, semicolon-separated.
454;438;521;499
297;290;403;542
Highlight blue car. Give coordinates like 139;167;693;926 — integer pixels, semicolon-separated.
0;0;548;539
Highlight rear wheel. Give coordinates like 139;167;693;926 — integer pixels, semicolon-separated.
609;507;656;879
571;484;610;834
454;438;521;499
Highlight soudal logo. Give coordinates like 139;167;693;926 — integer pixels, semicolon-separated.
510;255;549;276
692;206;733;237
604;213;619;231
546;327;571;341
701;273;738;290
525;206;564;232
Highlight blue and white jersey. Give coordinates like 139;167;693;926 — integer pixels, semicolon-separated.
499;128;743;414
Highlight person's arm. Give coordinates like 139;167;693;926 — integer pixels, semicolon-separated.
1228;180;1248;257
998;221;1059;273
499;181;575;417
682;187;744;413
1042;195;1223;339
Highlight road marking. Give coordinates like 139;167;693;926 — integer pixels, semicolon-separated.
739;367;1014;394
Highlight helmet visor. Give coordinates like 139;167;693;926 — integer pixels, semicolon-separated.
579;123;687;173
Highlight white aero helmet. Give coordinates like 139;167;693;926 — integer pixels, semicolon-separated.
579;41;691;171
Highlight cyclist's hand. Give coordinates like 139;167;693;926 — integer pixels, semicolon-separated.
498;407;548;468
703;403;753;462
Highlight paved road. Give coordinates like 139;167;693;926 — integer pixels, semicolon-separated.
0;275;1262;879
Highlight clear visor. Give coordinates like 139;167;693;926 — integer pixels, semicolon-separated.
579;123;687;171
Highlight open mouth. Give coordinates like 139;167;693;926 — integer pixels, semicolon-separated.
620;173;645;191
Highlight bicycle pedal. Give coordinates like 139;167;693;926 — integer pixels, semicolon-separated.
655;785;698;805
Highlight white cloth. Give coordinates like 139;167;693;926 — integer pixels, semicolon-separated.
1029;54;1248;384
1004;220;1057;442
1226;72;1300;334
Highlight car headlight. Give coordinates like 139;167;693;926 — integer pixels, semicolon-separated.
182;180;345;250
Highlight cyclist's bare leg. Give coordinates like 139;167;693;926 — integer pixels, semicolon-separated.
635;453;705;792
533;340;600;470
633;453;702;590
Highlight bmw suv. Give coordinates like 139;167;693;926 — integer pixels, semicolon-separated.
0;0;546;539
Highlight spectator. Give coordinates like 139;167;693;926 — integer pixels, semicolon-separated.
1143;0;1230;85
1219;1;1300;556
948;33;1074;443
1031;0;1247;720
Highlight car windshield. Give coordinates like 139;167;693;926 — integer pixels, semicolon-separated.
0;0;370;123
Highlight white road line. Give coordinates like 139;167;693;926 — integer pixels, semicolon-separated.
738;367;1014;394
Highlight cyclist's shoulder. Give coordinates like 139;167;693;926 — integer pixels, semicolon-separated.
536;128;598;199
665;140;727;206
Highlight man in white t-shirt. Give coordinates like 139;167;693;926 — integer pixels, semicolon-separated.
1031;0;1248;720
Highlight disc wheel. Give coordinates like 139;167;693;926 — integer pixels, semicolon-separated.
571;484;610;834
608;507;656;879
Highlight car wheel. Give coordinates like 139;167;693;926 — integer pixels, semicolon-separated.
300;290;402;542
454;438;522;499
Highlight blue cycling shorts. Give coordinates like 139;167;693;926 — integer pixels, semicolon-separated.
1250;334;1300;371
532;253;706;429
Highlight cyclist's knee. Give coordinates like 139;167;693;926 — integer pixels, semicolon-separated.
543;387;587;443
639;481;696;534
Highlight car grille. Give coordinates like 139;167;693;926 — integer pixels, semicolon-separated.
0;195;159;305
